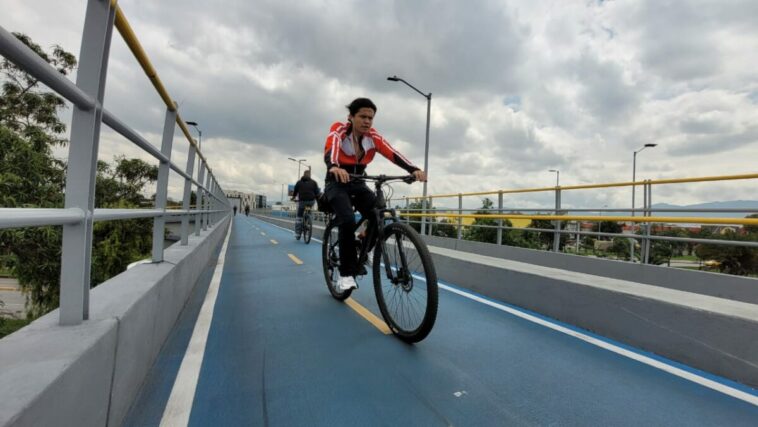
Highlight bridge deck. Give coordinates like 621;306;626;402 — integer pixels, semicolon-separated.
125;216;758;426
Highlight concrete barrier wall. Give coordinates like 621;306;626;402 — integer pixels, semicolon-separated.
421;235;758;305
0;215;230;427
253;214;758;305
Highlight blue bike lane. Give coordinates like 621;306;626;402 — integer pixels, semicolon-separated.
126;215;758;426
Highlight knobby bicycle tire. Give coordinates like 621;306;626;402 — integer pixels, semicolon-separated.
373;222;438;343
322;220;352;300
304;214;312;244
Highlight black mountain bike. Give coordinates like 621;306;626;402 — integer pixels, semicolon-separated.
322;174;438;343
295;204;313;244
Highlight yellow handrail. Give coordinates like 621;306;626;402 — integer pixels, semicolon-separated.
397;212;758;226
404;172;758;200
112;4;207;166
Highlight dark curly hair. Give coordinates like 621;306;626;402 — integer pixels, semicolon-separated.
346;98;377;115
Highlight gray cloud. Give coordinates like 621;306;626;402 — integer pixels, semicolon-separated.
3;0;758;206
572;53;641;123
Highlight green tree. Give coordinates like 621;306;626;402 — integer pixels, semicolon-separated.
0;34;159;319
463;198;515;244
527;218;567;250
400;200;434;233
648;228;688;266
609;237;638;261
433;218;458;238
693;219;758;276
0;33;74;318
592;220;622;239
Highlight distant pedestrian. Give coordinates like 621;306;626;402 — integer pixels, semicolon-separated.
245;204;250;216
233;205;238;215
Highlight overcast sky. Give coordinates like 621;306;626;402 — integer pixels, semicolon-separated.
4;0;758;210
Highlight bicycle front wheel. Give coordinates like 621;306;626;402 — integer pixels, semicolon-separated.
373;222;438;343
304;214;312;244
322;220;352;300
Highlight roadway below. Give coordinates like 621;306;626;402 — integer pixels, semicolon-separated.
124;215;758;426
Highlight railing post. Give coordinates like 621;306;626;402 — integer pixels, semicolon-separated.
405;197;409;225
643;180;653;264
457;194;463;240
195;161;206;236
180;146;196;245
421;196;427;236
209;178;216;227
428;197;434;236
151;108;176;262
206;178;214;228
59;0;115;325
214;181;220;224
203;171;211;231
553;188;562;252
497;191;503;245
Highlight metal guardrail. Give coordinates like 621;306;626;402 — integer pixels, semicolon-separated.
397;173;758;264
0;0;231;325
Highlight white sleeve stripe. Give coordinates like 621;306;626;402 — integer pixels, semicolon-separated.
330;133;339;165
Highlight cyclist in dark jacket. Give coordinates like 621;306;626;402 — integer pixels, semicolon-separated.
291;170;321;237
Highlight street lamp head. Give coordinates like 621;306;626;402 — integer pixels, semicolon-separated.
548;169;558;173
645;143;657;148
387;76;400;81
287;157;296;161
186;121;198;126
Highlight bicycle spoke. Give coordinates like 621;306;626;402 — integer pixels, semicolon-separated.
377;229;433;332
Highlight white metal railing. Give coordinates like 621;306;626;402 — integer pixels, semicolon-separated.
0;0;231;325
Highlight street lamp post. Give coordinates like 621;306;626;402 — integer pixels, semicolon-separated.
548;169;560;187
186;121;202;151
288;157;307;182
631;143;657;262
388;75;432;235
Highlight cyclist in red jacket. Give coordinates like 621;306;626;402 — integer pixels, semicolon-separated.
324;97;426;291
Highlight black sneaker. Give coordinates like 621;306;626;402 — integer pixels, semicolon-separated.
357;265;368;276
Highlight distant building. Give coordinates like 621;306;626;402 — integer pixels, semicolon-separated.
225;190;265;210
255;194;267;209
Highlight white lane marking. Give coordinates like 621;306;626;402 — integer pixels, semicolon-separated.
160;222;234;426
253;217;758;404
436;281;758;407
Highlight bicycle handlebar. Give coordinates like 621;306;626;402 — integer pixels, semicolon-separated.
348;173;416;184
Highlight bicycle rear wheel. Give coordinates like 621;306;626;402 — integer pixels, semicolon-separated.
322;221;352;300
373;222;438;343
304;214;312;244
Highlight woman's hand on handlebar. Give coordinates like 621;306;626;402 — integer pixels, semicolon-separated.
329;166;350;183
412;170;427;182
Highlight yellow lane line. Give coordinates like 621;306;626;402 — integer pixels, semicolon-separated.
287;254;303;265
270;239;278;245
345;298;392;335
0;287;19;292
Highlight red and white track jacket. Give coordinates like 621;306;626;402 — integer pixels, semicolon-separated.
323;122;418;182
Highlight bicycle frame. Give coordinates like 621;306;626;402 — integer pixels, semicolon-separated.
331;175;413;281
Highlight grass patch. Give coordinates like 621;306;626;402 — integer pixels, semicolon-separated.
0;318;31;339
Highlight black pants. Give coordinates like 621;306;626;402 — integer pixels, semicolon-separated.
295;200;315;234
325;180;376;277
